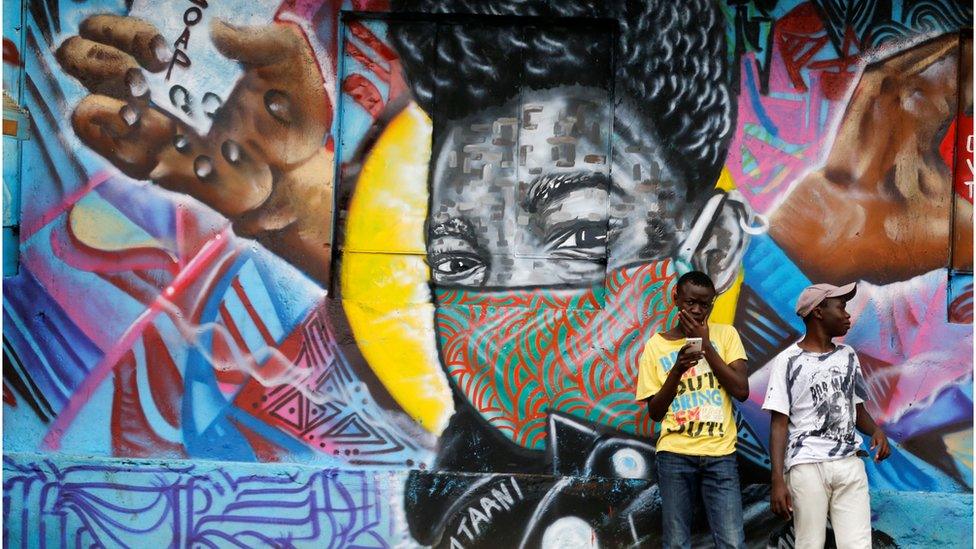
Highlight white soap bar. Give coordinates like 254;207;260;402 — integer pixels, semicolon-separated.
128;0;274;134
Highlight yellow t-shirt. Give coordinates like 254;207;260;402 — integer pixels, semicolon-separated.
634;323;747;456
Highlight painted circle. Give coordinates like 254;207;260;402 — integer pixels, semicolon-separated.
541;516;598;549
611;447;647;479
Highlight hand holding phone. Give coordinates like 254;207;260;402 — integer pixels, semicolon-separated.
674;338;704;375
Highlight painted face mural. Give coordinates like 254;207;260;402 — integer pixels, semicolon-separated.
2;0;974;546
427;93;760;448
389;4;761;458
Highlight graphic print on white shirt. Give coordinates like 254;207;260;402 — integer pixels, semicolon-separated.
762;344;869;470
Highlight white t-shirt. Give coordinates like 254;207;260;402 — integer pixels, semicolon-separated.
762;343;868;471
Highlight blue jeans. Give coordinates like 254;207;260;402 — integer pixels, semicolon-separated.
656;451;745;549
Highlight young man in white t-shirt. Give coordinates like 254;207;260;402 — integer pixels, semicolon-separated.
762;282;890;549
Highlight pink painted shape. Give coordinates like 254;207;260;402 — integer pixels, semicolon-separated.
725;51;852;214
846;271;972;423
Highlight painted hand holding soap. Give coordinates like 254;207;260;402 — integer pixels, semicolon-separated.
55;10;335;284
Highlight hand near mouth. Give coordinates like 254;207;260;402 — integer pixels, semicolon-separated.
678;309;710;343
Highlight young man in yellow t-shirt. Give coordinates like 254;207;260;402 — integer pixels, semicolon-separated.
636;270;750;548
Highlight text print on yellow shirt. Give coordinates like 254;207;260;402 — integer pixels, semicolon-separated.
663;354;725;429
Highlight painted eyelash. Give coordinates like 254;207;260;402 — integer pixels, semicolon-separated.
526;172;607;212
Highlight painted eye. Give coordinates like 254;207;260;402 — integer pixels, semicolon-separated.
430;253;487;286
434;256;482;274
553;225;607;250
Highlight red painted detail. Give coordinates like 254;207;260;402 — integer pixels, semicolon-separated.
949;283;974;324
232;278;277;346
941;117;957;168
3;382;17;407
352;0;390;10
344;40;391;83
229;415;284;462
778;32;830;92
807;27;861;101
213;306;250;386
951;113;974;203
3;38;22;66
342;74;384;117
774;3;829;93
776;3;826;35
142;324;183;429
110;350;187;458
347;20;398;62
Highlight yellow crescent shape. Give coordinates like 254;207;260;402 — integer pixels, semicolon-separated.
339;103;453;435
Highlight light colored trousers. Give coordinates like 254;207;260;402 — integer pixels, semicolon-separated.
787;455;872;549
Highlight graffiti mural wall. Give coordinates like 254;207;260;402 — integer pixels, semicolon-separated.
2;0;972;546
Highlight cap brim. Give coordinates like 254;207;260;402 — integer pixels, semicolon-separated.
826;282;856;301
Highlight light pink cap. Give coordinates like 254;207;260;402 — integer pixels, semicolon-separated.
795;282;856;317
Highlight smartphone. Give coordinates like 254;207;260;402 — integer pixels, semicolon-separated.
686;337;703;353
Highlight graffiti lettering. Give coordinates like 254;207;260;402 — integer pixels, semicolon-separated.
967;134;974;200
164;0;208;81
447;477;524;547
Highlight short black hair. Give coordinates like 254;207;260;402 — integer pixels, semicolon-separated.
675;270;716;294
389;0;735;198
